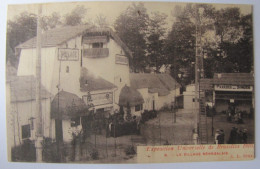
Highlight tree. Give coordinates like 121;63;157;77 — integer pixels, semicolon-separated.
41;12;62;30
166;4;253;85
6;12;37;67
93;14;110;28
64;5;88;26
114;2;149;72
147;11;168;72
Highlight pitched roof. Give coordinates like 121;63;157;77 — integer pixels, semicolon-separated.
130;73;179;96
80;67;116;92
10;75;52;102
213;73;254;86
16;26;132;57
51;90;88;120
17;25;91;48
119;85;144;107
156;74;181;90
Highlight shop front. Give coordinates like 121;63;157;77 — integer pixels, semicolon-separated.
213;73;254;115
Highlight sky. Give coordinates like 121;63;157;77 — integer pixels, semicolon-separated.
7;1;252;31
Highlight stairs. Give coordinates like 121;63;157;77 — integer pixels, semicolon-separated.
198;92;208;144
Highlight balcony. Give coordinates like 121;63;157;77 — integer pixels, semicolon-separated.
83;48;109;58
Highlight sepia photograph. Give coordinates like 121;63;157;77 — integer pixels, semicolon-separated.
4;0;255;164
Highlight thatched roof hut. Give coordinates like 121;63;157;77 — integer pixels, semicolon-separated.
119;85;144;107
51;90;89;120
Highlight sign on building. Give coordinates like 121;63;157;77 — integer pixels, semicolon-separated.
82;92;113;106
115;55;128;65
214;84;253;92
58;48;79;61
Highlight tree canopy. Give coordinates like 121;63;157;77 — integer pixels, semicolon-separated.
6;3;253;84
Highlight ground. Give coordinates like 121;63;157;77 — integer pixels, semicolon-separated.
66;109;254;163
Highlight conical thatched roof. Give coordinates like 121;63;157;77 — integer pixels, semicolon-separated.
51;90;89;120
119;85;144;107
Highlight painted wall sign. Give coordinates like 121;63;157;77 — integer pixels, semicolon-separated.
115;55;128;65
58;48;79;61
214;85;253;92
82;92;113;106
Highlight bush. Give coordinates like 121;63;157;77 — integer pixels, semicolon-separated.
159;103;170;112
90;148;99;160
11;139;36;162
140;110;157;124
124;145;136;155
110;121;138;137
42;138;62;162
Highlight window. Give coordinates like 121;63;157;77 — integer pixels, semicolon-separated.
71;117;80;127
92;43;103;48
66;66;69;73
22;124;31;139
135;104;143;112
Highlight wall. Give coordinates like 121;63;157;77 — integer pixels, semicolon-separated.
9;98;52;147
17;47;57;95
157;95;170;110
56;36;82;96
82;38;130;107
183;84;198;110
6;82;12;161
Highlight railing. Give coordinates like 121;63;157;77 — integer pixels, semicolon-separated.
83;48;109;58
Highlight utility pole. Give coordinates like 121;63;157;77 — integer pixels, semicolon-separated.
194;5;203;145
35;4;43;162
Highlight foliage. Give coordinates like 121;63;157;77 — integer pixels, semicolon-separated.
124;145;136;155
11;139;36;162
110;121;138;137
7;12;37;67
42;137;62;162
166;4;253;85
114;2;149;72
140;110;157;124
64;5;88;26
90;148;99;160
147;11;168;72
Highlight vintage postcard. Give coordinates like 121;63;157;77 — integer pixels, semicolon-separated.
5;1;254;163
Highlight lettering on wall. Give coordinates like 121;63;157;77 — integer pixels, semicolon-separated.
82;92;113;106
214;85;253;92
115;55;128;65
58;48;79;61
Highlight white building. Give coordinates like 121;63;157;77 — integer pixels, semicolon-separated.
6;75;52;160
15;25;134;143
130;73;181;112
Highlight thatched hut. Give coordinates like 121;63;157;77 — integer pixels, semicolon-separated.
51;90;89;142
119;85;144;117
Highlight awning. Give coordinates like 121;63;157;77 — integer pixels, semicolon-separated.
51;90;89;120
119;85;144;107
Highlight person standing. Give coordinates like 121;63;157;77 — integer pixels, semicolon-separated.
228;127;238;144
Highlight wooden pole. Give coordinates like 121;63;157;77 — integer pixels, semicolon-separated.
35;4;43;162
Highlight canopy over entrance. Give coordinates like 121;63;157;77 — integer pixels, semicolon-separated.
51;90;89;120
119;85;144;107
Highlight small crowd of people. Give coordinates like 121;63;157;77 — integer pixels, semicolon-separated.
228;127;248;144
214;127;248;144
